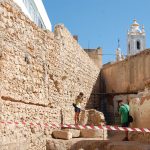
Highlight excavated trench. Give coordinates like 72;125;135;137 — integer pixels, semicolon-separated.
46;138;150;150
46;131;150;150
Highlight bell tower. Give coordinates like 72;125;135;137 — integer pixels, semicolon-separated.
127;19;146;56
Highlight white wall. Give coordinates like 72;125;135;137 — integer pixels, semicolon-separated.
14;0;31;19
14;0;52;31
33;0;52;31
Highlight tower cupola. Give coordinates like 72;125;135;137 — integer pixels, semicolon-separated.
127;19;146;56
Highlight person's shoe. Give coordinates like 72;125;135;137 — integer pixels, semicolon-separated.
122;137;129;141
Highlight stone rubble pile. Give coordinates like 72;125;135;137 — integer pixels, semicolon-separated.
52;109;107;140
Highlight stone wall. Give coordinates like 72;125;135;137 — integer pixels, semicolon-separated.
129;89;150;128
0;0;100;149
101;50;150;93
84;48;102;68
129;89;150;143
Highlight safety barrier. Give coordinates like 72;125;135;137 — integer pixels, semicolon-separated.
0;121;150;133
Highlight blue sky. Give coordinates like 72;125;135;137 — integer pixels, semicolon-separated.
43;0;150;64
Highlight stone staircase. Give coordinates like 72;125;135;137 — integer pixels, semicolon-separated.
46;129;150;150
52;128;107;140
46;138;150;150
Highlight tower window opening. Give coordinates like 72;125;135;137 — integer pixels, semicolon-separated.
128;43;130;54
137;41;140;50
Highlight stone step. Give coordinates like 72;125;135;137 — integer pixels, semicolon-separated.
46;139;150;150
52;130;72;140
62;129;80;138
80;129;107;139
52;128;108;139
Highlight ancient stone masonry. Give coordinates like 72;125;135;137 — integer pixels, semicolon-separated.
0;0;100;149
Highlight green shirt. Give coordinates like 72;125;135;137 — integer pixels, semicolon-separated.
119;104;129;124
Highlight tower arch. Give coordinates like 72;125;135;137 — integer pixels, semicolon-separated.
137;40;140;50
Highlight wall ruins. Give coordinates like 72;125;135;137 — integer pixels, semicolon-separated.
129;89;150;143
100;51;150;143
0;0;100;149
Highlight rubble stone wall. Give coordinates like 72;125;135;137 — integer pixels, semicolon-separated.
0;0;100;149
129;90;150;128
84;48;102;68
129;89;150;143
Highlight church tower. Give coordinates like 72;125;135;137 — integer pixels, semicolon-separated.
127;19;146;56
116;39;122;61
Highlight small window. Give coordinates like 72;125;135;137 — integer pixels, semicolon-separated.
22;0;26;4
38;18;43;28
137;41;140;50
128;43;130;52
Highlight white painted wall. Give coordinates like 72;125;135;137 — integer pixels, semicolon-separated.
33;0;52;31
13;0;52;31
14;0;31;19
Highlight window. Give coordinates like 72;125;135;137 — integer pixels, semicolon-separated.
22;0;45;29
38;18;43;28
22;0;26;4
137;41;140;50
128;43;130;53
23;0;29;9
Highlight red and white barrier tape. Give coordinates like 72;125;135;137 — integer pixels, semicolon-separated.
0;121;150;133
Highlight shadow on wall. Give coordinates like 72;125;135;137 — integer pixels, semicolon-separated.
85;70;116;125
85;71;101;110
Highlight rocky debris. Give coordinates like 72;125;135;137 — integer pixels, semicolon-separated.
52;127;107;140
52;109;108;140
52;130;72;140
79;109;105;125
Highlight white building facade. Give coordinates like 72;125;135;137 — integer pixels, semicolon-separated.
14;0;52;31
127;19;146;56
